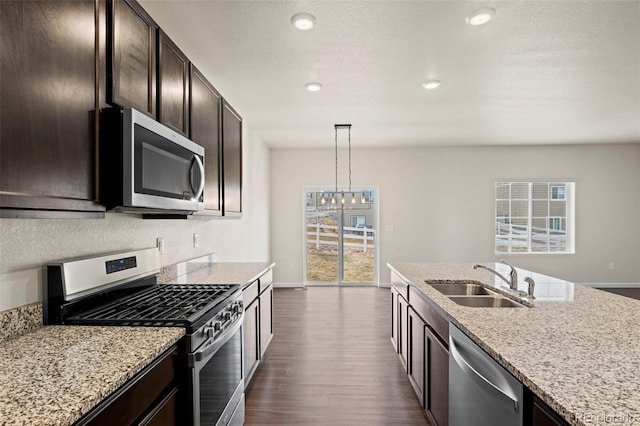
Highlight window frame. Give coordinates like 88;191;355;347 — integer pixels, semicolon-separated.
495;180;575;254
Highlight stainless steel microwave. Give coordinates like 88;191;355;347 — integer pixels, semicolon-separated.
101;108;205;214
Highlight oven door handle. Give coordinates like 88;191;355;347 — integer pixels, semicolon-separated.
193;313;243;363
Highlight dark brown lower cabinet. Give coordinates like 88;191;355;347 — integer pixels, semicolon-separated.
390;287;398;351
391;280;449;426
242;269;275;386
406;306;449;426
408;307;425;405
527;393;570;426
77;345;181;426
398;294;409;371
425;326;448;426
138;388;178;426
259;284;273;357
244;297;260;384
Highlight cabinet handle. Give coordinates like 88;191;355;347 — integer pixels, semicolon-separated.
450;335;519;411
190;155;205;201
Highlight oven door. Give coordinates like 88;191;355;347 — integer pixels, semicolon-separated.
190;314;244;426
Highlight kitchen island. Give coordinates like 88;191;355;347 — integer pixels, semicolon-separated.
388;262;640;426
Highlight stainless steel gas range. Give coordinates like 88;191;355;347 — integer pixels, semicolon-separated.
44;248;244;426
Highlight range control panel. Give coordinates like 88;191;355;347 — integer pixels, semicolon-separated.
105;256;137;274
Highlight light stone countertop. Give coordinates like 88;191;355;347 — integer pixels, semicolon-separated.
0;325;184;426
167;261;275;288
0;260;272;426
387;262;640;426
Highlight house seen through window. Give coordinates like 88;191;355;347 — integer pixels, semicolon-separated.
496;181;575;253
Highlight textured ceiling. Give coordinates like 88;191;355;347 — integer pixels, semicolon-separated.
139;1;640;148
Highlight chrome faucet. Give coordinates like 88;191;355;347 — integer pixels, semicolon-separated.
473;259;519;291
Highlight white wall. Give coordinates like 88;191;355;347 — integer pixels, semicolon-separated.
270;144;640;285
0;129;270;312
211;127;271;261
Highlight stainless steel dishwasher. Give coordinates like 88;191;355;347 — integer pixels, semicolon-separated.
449;324;523;426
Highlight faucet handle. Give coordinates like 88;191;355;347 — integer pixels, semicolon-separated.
500;259;519;290
524;277;536;299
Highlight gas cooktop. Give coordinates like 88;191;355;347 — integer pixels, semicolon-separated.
67;284;237;327
45;248;240;332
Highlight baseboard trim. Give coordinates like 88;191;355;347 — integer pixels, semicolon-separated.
273;282;304;288
580;283;640;288
276;283;640;289
274;282;391;288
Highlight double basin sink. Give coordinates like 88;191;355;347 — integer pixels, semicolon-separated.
427;282;527;308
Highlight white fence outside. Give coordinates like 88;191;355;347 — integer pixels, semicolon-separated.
496;223;567;252
306;223;375;253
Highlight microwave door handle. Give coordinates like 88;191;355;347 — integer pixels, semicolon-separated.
191;155;205;201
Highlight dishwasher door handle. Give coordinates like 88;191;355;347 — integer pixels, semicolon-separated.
450;335;519;411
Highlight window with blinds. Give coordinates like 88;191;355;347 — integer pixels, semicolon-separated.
495;181;575;254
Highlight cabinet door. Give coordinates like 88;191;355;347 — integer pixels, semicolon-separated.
79;346;178;426
243;299;260;384
158;29;189;136
139;387;177;426
221;99;242;217
0;0;104;217
109;0;156;117
190;64;222;215
398;294;409;371
408;308;425;406
532;396;569;426
390;288;398;351
425;327;448;426
259;285;273;357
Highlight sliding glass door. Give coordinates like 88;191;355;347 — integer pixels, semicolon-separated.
304;188;377;285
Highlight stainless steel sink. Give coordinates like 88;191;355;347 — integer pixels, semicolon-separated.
429;283;497;296
448;296;525;308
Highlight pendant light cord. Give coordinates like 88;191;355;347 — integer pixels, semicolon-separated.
348;126;352;192
333;123;352;196
334;126;338;194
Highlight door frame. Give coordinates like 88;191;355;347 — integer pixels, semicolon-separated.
302;185;380;287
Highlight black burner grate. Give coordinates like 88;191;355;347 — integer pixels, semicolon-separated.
68;284;236;327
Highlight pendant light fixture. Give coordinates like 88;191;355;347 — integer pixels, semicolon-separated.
316;124;371;210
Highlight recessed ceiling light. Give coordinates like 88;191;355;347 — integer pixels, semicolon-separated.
305;82;323;92
291;12;316;30
421;80;441;90
466;7;496;26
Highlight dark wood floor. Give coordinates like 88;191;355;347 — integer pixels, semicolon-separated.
597;287;640;300
244;287;429;425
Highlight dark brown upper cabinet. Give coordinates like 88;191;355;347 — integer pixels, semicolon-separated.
190;65;222;216
108;0;157;117
158;30;189;137
0;0;104;218
221;100;243;217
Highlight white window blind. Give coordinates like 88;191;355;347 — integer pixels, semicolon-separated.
495;181;575;254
